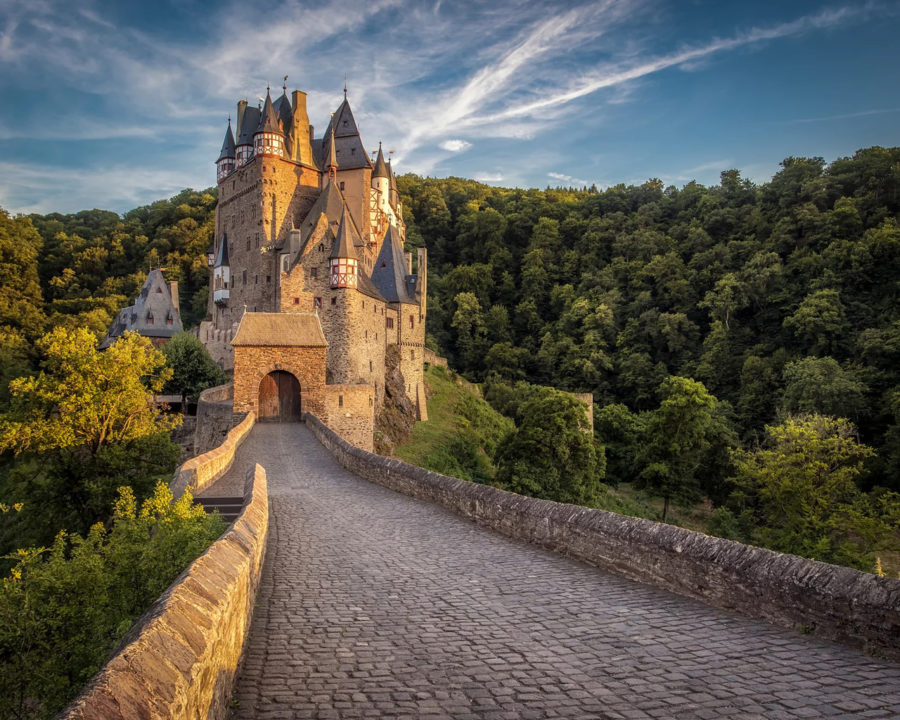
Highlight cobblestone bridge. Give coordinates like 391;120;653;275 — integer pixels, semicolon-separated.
202;424;900;719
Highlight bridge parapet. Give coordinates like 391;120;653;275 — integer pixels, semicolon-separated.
304;412;900;661
62;462;269;719
172;410;255;498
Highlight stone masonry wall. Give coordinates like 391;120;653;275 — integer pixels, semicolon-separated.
325;384;374;451
62;463;269;720
172;410;255;498
304;413;900;661
233;345;326;418
194;383;236;455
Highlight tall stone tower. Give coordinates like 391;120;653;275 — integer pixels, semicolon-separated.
199;82;428;426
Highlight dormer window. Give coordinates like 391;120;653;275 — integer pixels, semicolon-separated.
147;313;154;325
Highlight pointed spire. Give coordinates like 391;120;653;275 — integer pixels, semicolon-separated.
214;233;230;267
330;205;358;260
256;88;282;135
373;141;389;179
326;123;338;179
218;118;236;160
344;74;348;100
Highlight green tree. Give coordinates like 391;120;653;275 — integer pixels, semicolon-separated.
162;331;227;405
730;415;898;569
0;328;179;456
779;356;869;420
783;289;848;355
637;376;726;521
495;389;604;506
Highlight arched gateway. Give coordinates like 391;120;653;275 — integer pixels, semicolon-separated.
258;370;301;422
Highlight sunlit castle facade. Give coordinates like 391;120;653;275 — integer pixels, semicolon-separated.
199;82;428;426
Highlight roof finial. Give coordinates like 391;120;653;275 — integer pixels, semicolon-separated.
343;74;348;100
283;75;288;92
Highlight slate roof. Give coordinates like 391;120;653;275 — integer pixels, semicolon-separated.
276;181;364;259
373;143;389;179
319;98;372;170
218;120;235;160
232;312;327;347
99;269;182;348
274;90;293;131
371;225;417;304
236;106;260;146
330;205;359;259
215;233;230;267
257;90;282;134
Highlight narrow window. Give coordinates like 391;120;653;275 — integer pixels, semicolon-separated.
293;297;299;305
242;270;247;284
331;296;337;305
146;313;154;325
365;330;368;339
266;275;271;283
311;267;318;279
255;275;258;284
409;315;414;329
340;181;345;190
246;239;250;251
338;395;343;408
369;360;373;372
314;297;322;309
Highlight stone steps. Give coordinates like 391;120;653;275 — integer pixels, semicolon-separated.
199;496;244;523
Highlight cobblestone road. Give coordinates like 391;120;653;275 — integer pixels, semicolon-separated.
204;423;900;719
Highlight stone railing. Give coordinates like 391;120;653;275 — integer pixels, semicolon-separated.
62;463;269;719
304;413;900;660
171;411;255;498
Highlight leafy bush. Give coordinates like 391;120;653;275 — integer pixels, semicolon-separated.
0;482;225;719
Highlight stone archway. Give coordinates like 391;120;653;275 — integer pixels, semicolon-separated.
258;370;301;422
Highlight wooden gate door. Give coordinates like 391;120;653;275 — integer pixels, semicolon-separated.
278;371;301;422
258;371;301;422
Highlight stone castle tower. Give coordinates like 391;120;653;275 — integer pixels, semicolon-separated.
199;82;427;448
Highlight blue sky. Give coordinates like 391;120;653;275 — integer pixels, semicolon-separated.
1;0;899;214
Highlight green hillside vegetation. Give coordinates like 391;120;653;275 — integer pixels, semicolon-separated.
397;147;900;573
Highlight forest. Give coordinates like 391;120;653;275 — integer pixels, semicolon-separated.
0;147;898;570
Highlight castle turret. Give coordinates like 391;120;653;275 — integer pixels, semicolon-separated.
213;233;230;305
254;89;285;158
325;126;338;181
372;142;389;193
216;119;236;183
235;103;260;167
329;205;358;289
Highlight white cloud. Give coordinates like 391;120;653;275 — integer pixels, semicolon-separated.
474;172;504;182
548;171;591;186
439;139;472;152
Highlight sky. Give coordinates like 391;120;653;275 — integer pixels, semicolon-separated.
1;0;899;214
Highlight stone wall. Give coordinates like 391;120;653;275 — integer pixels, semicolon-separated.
62;463;269;720
304;413;900;660
233;345;326;419
423;348;448;368
194;383;237;456
325;384;374;451
172;411;255;498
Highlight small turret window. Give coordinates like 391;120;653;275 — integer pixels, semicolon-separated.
147;313;154;325
311;267;317;278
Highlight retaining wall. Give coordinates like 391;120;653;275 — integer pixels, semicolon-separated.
171;411;256;498
62;463;269;719
304;413;900;660
194;383;237;456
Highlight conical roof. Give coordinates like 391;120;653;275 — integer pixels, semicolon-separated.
256;89;282;135
388;159;397;193
325;127;338;170
218;120;235;160
373;143;389;179
329;205;359;260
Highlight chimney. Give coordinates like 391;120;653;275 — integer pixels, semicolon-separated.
169;281;180;314
291;90;312;165
236;100;248;137
405;251;413;274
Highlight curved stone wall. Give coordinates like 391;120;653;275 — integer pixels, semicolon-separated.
62;463;269;720
172;411;255;498
304;413;900;660
194;382;238;456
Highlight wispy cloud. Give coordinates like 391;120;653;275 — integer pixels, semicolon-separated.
781;106;900;124
439;139;472;152
548;171;591;186
474;171;504;183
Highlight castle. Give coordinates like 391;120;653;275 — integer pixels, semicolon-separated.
198;82;428;450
